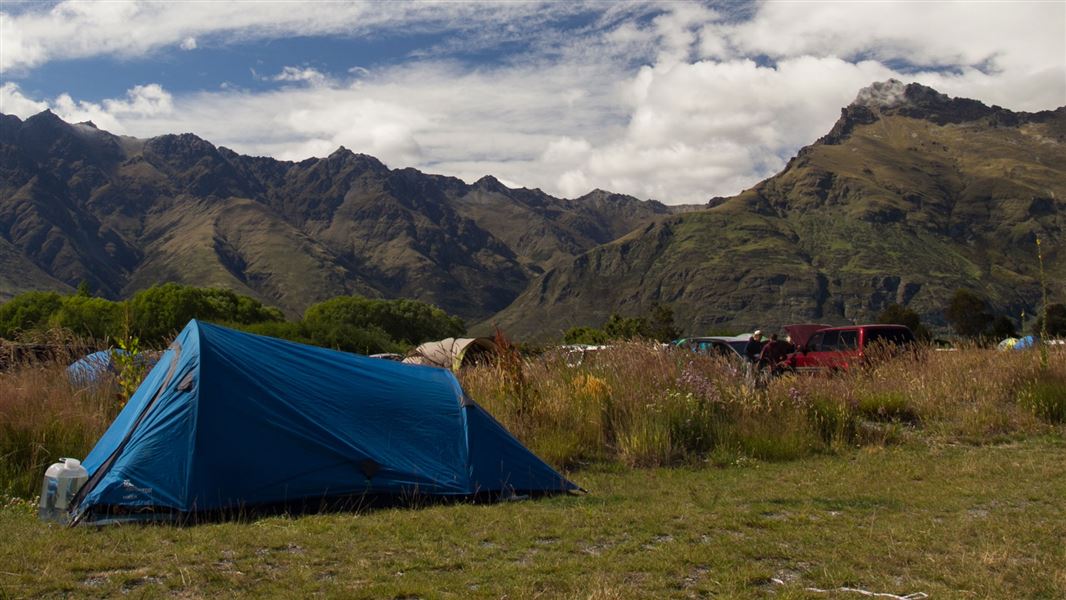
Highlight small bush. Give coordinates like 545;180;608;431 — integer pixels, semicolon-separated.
808;394;858;448
857;391;919;423
730;414;815;461
1020;374;1066;424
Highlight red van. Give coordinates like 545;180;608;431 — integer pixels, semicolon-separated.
786;324;916;372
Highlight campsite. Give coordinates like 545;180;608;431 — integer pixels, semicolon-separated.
2;323;1065;597
2;1;1066;597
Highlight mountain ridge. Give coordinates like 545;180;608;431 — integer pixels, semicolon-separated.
485;81;1065;337
0;110;686;321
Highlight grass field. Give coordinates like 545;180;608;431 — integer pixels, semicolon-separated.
2;438;1064;598
1;343;1065;598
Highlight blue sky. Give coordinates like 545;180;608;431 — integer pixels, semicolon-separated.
2;1;1064;204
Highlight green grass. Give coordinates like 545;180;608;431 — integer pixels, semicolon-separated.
1020;373;1066;424
2;439;1064;598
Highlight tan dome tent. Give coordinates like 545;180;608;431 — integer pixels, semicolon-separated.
403;337;499;371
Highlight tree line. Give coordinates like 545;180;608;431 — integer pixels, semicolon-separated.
942;289;1065;341
0;283;465;355
2;283;1061;354
563;303;680;345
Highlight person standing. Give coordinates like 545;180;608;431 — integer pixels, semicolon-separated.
745;330;765;362
758;333;790;374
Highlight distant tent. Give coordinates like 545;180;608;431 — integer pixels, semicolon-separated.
70;321;576;525
998;335;1038;351
997;337;1020;351
66;349;158;385
66;350;116;385
403;337;498;371
1014;335;1038;350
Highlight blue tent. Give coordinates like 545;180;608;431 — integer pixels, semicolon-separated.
1014;335;1038;350
67;349;158;385
71;320;576;524
66;350;116;385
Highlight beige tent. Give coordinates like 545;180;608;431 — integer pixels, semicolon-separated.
402;337;498;371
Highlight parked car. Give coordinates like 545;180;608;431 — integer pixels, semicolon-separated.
786;324;916;372
675;336;749;361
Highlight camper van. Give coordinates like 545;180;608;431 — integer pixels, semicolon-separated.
787;324;916;372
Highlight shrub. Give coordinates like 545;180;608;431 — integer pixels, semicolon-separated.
857;391;919;423
808;394;858;448
563;326;610;345
129;284;284;344
0;291;64;338
303;296;464;348
1020;373;1066;424
49;295;124;340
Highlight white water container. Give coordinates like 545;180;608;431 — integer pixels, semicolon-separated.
38;458;89;524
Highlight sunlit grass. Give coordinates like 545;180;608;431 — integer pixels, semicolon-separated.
462;343;1065;467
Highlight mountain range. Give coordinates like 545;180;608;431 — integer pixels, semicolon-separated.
1;80;1063;339
0;111;687;322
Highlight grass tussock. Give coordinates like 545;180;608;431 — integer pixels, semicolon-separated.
1019;372;1066;424
0;365;120;497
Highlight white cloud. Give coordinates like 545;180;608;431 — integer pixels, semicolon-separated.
179;37;197;51
702;1;1066;112
0;82;48;116
0;1;593;72
104;84;174;116
2;2;1063;204
7;83;175;134
269;66;331;87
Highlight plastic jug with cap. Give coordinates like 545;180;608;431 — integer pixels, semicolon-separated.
38;458;89;524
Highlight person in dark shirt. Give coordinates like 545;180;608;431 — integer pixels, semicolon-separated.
745;330;765;363
758;333;790;371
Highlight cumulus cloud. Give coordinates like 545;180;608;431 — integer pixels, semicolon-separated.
0;82;49;116
179;37;197;50
2;2;1063;204
3;83;174;134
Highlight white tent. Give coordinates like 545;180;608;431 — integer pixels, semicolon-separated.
402;337;498;371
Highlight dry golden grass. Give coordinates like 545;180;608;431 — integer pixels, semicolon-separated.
0;365;120;497
461;343;1066;468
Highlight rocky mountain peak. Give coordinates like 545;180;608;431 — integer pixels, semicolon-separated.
22;109;71;136
818;80;1013;146
851;79;910;110
474;175;508;192
324;146;388;173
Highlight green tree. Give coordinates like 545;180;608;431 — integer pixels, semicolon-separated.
302;319;401;355
646;302;680;342
128;284;284;344
987;315;1018;340
237;321;315;345
48;295;124;340
0;291;64;338
878;303;931;340
303;296;464;347
944;289;992;338
1034;303;1066;337
603;314;650;340
562;326;610;345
